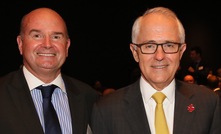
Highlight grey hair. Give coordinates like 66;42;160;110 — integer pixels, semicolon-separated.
131;7;185;44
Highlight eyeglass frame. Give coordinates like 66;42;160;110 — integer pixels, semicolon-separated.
131;41;183;54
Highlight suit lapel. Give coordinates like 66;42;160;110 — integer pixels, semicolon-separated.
8;69;44;134
63;76;87;134
124;81;151;134
173;80;196;134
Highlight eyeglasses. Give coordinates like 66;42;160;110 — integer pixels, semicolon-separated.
132;42;183;54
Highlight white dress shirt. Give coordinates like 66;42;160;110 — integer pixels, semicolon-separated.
23;66;72;134
140;76;175;134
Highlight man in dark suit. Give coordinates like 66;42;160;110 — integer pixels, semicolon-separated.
0;7;99;134
186;46;211;85
91;7;221;134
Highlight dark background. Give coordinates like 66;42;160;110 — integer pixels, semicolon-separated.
1;1;221;89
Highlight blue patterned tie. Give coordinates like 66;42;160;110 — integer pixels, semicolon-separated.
38;85;62;134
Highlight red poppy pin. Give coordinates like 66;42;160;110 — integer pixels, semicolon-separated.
187;104;195;112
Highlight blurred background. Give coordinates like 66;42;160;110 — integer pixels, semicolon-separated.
1;1;221;89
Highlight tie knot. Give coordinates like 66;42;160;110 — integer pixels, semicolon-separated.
37;84;57;99
152;92;166;104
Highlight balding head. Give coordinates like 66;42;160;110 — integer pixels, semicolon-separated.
20;7;69;38
183;75;195;84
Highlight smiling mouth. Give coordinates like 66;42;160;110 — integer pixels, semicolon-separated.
37;53;56;56
151;65;168;69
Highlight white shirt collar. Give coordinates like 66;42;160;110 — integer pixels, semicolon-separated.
23;66;66;92
140;76;175;103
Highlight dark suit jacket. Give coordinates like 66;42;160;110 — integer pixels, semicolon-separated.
91;79;221;134
187;60;210;85
0;69;99;134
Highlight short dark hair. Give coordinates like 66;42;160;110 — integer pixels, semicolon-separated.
190;46;202;55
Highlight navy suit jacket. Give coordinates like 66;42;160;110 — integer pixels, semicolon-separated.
0;69;99;134
91;79;221;134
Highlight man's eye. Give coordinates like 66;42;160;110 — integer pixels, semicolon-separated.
52;35;60;39
32;34;43;39
165;43;174;47
144;44;156;48
51;35;63;40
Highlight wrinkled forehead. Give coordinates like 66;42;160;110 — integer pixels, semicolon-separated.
137;14;180;42
21;8;68;34
141;13;178;31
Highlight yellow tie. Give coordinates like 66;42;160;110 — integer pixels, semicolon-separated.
152;92;169;134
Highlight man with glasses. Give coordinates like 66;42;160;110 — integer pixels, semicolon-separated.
132;42;182;54
91;6;221;134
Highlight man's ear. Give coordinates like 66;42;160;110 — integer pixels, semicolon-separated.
130;44;139;63
17;35;23;55
179;43;186;60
